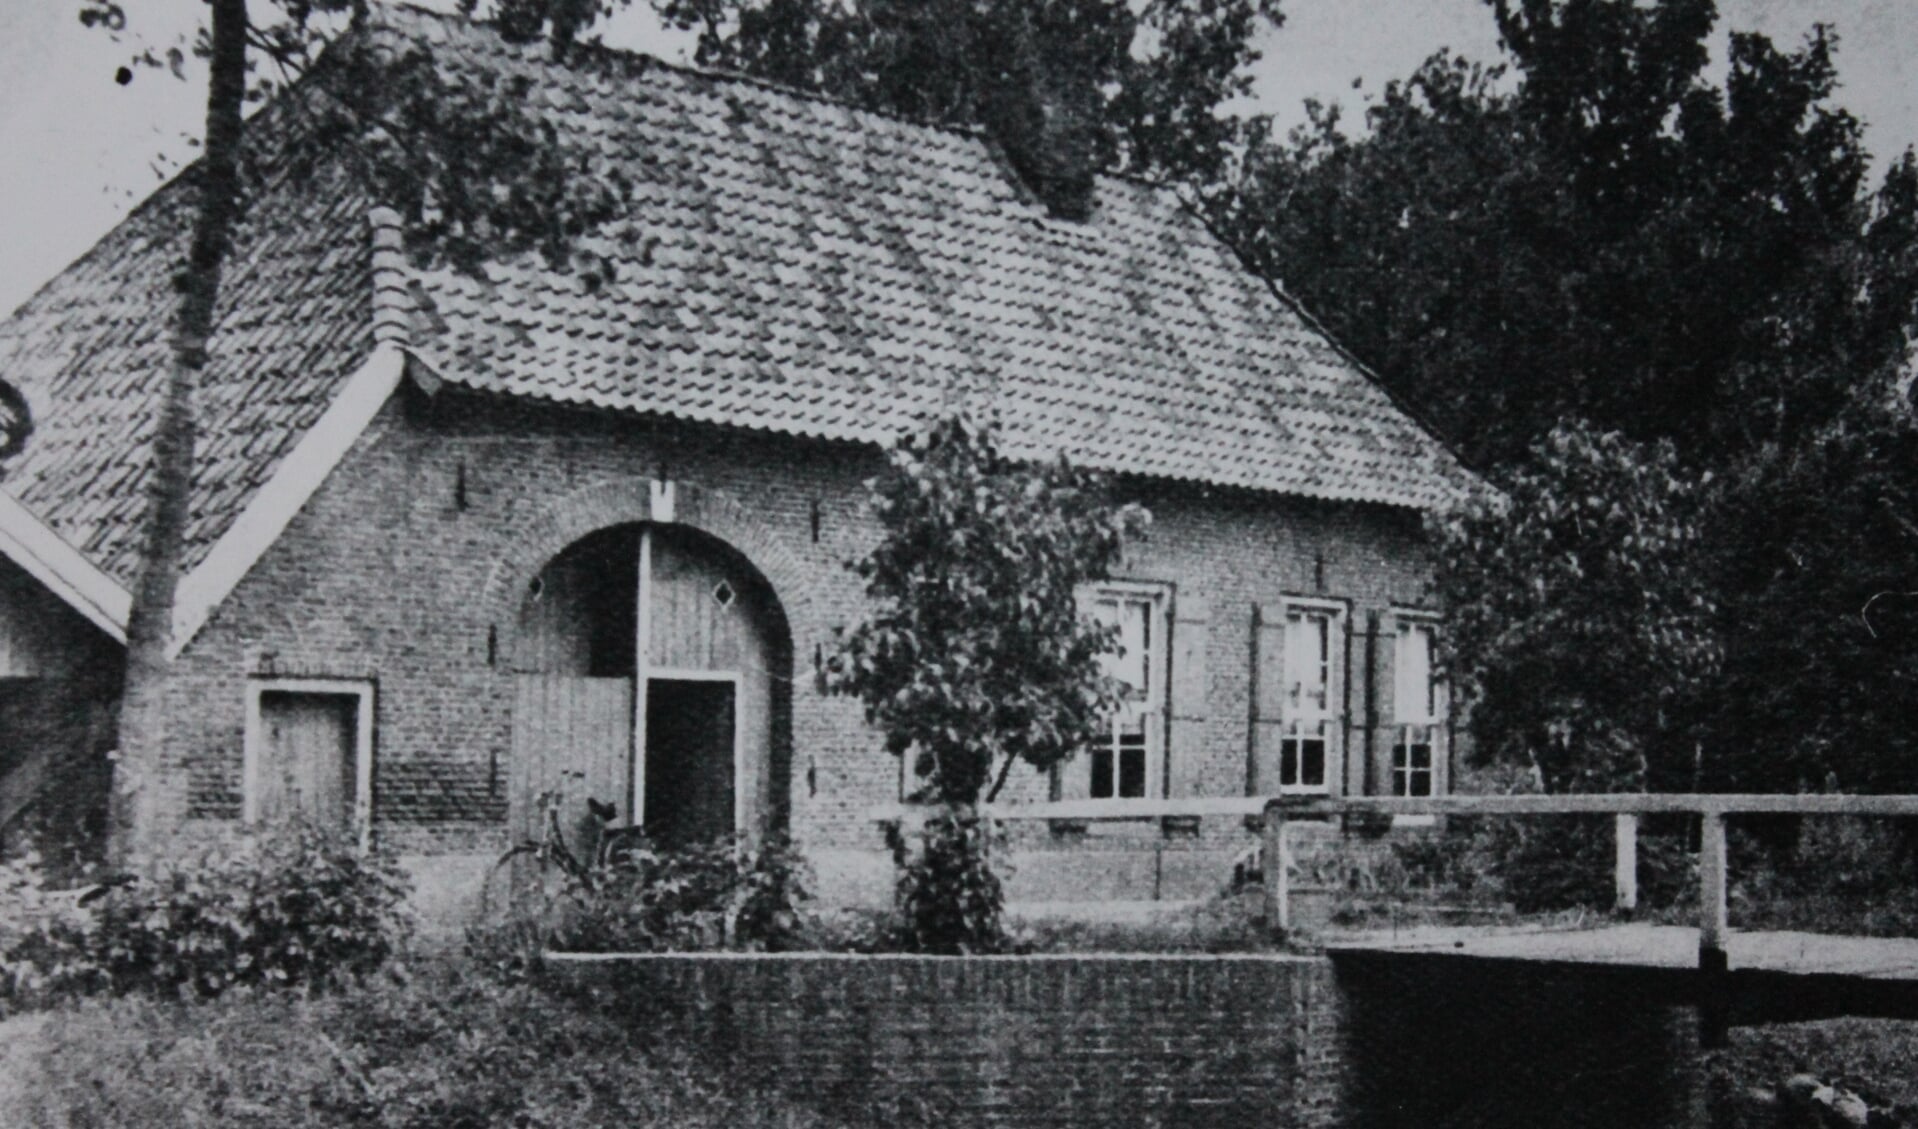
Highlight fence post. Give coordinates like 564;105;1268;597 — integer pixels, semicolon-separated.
1614;813;1639;914
1698;810;1728;958
1262;801;1289;934
1698;809;1730;1048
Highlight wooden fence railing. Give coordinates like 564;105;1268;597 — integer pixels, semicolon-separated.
874;793;1918;970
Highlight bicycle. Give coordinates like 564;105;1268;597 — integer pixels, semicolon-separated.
478;790;647;920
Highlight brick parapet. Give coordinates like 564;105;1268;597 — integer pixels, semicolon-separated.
551;951;1347;1127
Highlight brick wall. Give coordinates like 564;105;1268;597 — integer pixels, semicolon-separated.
149;386;1439;912
551;951;1348;1128
551;951;1707;1129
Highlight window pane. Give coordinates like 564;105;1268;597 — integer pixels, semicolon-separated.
1301;738;1325;787
1397;623;1441;724
1287;610;1331;715
1114;599;1148;694
1091;746;1114;799
1281;739;1299;786
1119;733;1147;798
1083;585;1167;801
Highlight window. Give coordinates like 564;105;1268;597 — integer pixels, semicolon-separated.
1085;585;1168;800
1392;619;1445;797
244;678;374;847
1281;601;1343;793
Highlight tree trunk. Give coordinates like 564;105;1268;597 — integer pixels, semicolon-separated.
110;0;250;863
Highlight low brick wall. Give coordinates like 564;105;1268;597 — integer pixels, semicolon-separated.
549;952;1347;1127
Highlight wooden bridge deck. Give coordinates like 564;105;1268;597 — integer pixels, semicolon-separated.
1328;923;1918;1029
1333;923;1918;978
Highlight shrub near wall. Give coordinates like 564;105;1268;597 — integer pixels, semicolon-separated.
7;961;853;1129
1;822;411;1011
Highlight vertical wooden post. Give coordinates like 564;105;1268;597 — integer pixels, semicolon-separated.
1698;809;1730;1049
632;526;653;827
1698;810;1728;959
1263;801;1289;934
1614;812;1639;914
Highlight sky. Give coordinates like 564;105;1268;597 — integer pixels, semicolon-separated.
1;0;1913;315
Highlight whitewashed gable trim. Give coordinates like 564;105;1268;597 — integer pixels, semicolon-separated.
170;343;408;656
0;491;132;642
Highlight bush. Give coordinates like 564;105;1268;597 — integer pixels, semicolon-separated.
7;959;851;1129
488;833;814;956
1;821;412;1011
1431;814;1695;915
0;851;101;1010
1731;817;1918;936
887;811;1010;954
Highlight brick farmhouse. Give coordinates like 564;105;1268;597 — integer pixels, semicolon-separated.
0;9;1467;918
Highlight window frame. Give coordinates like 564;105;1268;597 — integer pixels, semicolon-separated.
1390;611;1447;799
1277;595;1347;795
243;676;376;850
1078;580;1171;803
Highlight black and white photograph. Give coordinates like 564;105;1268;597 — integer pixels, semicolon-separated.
0;0;1915;1124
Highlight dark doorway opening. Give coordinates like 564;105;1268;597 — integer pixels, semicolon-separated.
644;678;736;848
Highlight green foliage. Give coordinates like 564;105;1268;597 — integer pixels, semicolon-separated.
478;833;813;959
1233;0;1918;469
0;852;99;1012
562;834;813;953
829;414;1148;806
886;812;1011;955
1729;818;1918;937
312;28;635;279
648;0;1283;191
7;959;849;1129
1;823;411;1012
1707;385;1918;793
1432;420;1718;791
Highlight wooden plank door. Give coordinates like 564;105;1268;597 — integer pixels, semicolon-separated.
511;675;634;856
256;691;357;826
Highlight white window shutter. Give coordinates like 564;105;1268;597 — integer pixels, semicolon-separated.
1167;595;1209;797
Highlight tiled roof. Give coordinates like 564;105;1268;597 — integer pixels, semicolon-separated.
0;154;374;587
396;7;1466;509
0;5;1463;595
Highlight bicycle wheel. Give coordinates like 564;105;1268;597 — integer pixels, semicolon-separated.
477;843;540;924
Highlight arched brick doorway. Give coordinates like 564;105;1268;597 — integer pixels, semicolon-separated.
512;522;792;851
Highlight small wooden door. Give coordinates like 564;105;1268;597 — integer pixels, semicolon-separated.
511;675;635;852
256;691;358;825
643;678;736;847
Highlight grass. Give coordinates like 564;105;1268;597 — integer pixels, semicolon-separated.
1707;1019;1918;1126
0;958;853;1129
1015;891;1290;953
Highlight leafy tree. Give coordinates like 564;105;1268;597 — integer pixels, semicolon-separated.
648;0;1283;200
829;414;1148;808
1708;375;1918;795
1431;420;1718;793
1230;0;1918;799
77;0;635;857
1234;0;1918;469
828;414;1146;952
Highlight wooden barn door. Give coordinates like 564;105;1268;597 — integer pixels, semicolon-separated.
511;675;634;856
256;691;358;826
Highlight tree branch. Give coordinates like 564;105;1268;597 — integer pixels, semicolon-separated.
983;750;1018;803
